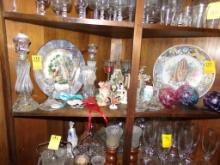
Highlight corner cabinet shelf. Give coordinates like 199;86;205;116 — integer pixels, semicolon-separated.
1;0;220;165
3;12;134;38
13;105;127;118
142;23;220;37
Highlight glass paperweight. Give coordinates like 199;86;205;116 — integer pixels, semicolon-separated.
12;33;39;112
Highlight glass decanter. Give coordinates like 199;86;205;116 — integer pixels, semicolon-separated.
12;33;39;112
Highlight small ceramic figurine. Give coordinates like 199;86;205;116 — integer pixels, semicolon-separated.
96;82;111;106
67;121;78;149
109;87;120;110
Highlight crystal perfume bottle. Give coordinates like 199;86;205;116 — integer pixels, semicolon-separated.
12;33;39;112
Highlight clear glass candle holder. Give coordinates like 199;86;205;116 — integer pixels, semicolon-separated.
105;125;123;149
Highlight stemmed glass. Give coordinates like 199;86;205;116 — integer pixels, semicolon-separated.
127;0;136;22
201;128;219;164
88;0;99;19
114;0;127;21
177;124;194;165
51;0;72;17
143;120;158;163
36;0;50;15
97;0;108;20
104;60;114;81
156;121;172;165
187;123;200;160
75;0;88;18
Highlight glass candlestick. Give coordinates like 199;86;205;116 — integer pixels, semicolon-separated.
12;33;39;112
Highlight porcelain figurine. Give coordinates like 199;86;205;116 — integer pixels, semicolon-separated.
96;81;111;106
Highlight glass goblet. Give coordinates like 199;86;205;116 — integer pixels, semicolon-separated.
104;60;114;81
177;125;193;165
97;0;108;20
202;128;220;164
156;121;172;165
36;0;50;15
51;0;72;17
75;0;88;18
143;120;158;160
127;0;136;22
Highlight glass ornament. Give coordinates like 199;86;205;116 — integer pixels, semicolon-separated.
159;87;177;108
203;91;220;112
176;84;199;106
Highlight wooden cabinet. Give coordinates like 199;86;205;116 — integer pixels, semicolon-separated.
0;0;220;164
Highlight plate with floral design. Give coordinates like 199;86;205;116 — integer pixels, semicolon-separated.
34;40;85;97
153;44;215;97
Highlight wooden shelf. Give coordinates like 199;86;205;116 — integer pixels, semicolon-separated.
135;105;220;119
143;24;220;38
13;104;127;118
3;12;134;38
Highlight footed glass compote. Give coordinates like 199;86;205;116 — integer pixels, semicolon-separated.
39;79;64;111
12;33;39;112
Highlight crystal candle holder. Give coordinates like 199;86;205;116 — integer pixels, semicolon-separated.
131;125;142;149
105;125;123;149
12;33;39;112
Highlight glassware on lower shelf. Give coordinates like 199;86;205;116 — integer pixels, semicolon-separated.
201;128;219;164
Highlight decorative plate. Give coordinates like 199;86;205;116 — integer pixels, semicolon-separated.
34;40;85;97
153;44;215;97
